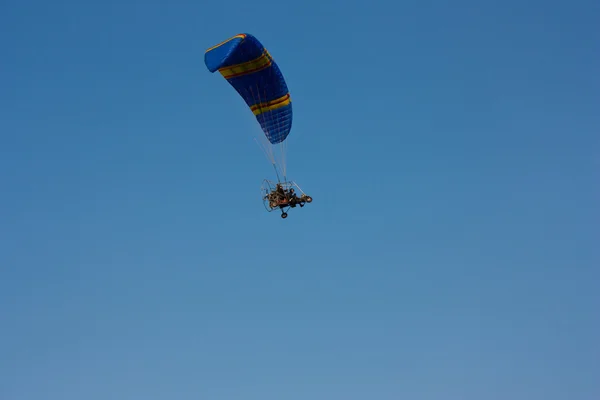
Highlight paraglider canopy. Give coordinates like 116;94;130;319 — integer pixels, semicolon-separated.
204;33;293;145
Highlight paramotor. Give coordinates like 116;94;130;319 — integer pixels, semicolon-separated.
204;33;312;218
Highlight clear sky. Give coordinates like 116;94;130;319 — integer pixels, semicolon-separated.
1;0;598;399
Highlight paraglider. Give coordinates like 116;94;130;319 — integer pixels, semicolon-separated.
204;33;312;218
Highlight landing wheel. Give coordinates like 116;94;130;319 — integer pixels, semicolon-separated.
305;196;312;203
281;212;288;219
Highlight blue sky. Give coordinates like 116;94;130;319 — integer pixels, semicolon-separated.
1;0;598;399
